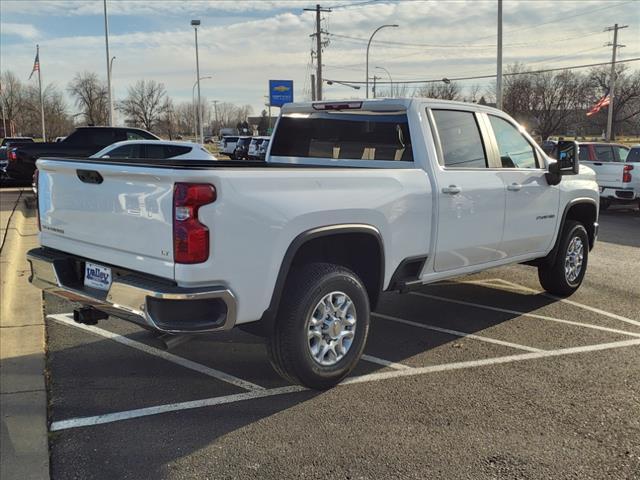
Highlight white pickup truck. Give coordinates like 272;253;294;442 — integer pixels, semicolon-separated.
578;142;639;210
28;99;599;389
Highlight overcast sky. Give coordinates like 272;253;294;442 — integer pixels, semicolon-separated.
1;0;639;119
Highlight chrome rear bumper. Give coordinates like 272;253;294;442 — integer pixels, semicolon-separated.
27;248;236;333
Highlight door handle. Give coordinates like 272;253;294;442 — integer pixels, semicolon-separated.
594;162;603;166
442;185;461;194
507;183;522;191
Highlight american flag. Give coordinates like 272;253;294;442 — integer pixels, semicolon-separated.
28;50;40;80
586;92;610;117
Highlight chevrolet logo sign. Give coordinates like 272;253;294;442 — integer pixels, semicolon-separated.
273;85;290;92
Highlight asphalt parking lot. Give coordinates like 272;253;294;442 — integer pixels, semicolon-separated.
40;205;639;480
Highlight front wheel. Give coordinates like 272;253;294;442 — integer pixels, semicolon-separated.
538;220;589;296
267;263;370;389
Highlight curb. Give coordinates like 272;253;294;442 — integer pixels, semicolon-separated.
0;189;50;480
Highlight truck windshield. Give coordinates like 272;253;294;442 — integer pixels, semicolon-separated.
271;112;413;162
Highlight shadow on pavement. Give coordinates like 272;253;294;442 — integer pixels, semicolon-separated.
596;207;640;248
37;277;610;479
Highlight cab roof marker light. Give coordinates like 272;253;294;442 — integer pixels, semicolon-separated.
312;101;363;111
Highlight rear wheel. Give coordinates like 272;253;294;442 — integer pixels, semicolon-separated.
538;220;588;296
599;198;611;211
267;263;370;389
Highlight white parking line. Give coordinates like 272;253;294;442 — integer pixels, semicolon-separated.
410;292;640;339
48;314;265;392
50;337;640;432
372;312;543;353
361;354;412;370
491;279;640;328
50;385;306;431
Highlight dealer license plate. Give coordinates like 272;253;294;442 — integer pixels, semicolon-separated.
84;262;112;291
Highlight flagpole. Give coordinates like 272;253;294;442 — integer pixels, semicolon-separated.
36;44;46;141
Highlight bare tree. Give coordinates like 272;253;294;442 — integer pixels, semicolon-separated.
413;81;462;100
2;71;72;137
118;80;168;132
1;71;25;134
67;72;109;125
464;84;483;103
501;64;584;140
22;83;73;138
584;65;640;138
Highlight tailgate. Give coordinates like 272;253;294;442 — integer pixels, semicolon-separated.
586;161;623;188
37;159;176;279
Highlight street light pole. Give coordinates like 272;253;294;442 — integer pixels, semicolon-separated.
103;0;113;125
192;76;212;141
496;0;503;110
376;66;393;97
191;20;203;143
366;24;398;99
109;56;116;124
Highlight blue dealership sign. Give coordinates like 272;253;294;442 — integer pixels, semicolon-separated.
269;80;294;107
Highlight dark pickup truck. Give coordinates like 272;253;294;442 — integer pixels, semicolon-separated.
4;126;159;183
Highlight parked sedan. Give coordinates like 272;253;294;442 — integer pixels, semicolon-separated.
92;140;217;161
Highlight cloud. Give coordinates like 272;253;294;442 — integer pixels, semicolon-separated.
0;0;312;17
1;22;39;39
0;0;638;116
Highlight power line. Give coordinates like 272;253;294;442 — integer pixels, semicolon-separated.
325;57;640;85
461;0;634;43
326;0;381;9
328;29;608;50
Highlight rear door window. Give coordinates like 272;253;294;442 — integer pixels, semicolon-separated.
105;144;142;159
578;146;590;161
594;145;615;162
270;112;413;162
127;131;147;141
86;130;121;146
627;148;640;163
613;146;629;162
432;110;487;168
144;144;166;159
164;145;191;158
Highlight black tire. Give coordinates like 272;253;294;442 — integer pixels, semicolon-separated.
599;198;611;211
538;220;589;296
266;262;370;389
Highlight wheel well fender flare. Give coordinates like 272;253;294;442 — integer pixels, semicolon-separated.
546;198;597;265
258;224;385;331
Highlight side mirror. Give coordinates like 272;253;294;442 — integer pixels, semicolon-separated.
101;154;110;159
556;140;580;175
546;141;579;185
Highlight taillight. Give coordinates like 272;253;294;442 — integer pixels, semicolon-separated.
623;164;633;183
8;149;17;161
173;183;216;264
34;169;41;231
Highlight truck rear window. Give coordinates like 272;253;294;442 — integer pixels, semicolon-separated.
270;112;413;162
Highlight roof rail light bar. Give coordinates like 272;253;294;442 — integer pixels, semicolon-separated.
312;101;363;111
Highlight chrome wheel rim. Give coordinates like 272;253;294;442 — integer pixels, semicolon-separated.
307;291;356;366
564;236;584;284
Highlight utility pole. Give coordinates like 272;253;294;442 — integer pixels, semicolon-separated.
372;75;381;99
211;100;219;136
310;74;316;101
605;23;627;141
305;4;331;101
496;0;503;110
103;0;113;126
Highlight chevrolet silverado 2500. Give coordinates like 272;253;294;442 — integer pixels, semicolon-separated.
27;99;599;389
